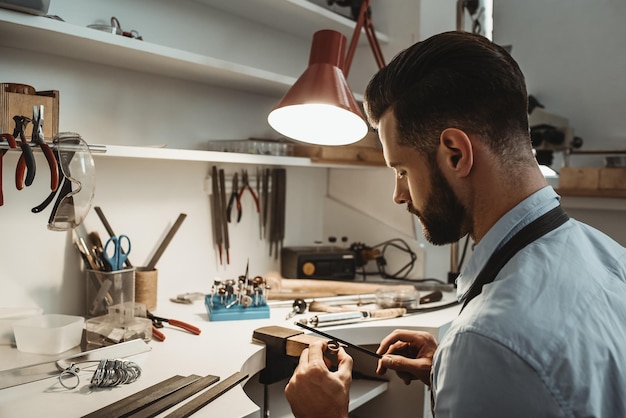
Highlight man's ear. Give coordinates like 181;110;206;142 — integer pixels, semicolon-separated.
439;128;473;177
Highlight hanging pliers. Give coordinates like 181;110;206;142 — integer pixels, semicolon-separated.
237;170;260;222
147;311;202;342
16;106;58;191
225;171;239;223
0;133;17;206
12;115;35;190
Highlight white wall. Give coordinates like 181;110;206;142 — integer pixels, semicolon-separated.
329;0;626;282
0;0;330;315
1;0;625;316
492;0;626;247
494;0;626;168
0;0;425;315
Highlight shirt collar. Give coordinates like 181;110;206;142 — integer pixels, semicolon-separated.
456;186;561;301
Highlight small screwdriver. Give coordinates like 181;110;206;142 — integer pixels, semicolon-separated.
285;298;307;320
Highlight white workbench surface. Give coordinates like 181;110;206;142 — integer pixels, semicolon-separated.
0;296;460;418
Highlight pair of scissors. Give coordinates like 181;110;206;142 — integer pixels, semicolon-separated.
103;235;131;271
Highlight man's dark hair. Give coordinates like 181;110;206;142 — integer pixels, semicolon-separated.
364;31;532;164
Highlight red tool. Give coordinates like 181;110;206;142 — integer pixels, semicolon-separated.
0;133;17;206
236;170;260;222
147;311;201;342
14;106;59;191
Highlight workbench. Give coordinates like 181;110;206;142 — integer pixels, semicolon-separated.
0;296;460;417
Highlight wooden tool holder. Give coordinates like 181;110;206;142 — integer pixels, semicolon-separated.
1;83;59;140
252;325;320;384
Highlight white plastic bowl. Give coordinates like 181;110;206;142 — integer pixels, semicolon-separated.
13;314;84;355
0;307;43;345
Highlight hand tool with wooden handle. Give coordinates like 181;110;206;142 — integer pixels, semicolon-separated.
264;273;417;300
300;307;407;327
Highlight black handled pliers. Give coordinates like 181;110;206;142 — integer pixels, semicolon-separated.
16;106;58;191
13;115;35;190
225;171;239;223
237;169;260;222
0;133;18;206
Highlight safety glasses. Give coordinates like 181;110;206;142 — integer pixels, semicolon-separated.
32;132;95;231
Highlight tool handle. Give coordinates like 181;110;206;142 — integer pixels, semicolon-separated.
419;290;443;304
366;308;407;319
152;326;166;341
1;133;17;148
95;206;133;268
15;148;36;190
309;301;354;313
168;319;202;335
39;143;59;191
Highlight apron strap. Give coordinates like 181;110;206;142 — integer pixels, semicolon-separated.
460;205;569;313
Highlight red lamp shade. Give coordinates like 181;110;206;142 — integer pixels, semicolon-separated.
268;30;368;146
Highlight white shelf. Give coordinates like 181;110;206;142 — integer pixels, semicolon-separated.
0;9;296;97
0;6;374;164
96;144;386;168
196;0;389;45
96;144;314;166
0;6;372;100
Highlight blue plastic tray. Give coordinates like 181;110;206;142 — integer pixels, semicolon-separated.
205;294;270;321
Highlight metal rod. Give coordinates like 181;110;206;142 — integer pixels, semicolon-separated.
267;293;378;308
127;374;220;418
83;375;201;418
0;141;106;153
295;321;382;359
164;371;248;418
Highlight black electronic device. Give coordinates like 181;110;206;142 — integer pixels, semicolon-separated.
0;0;49;15
281;246;356;281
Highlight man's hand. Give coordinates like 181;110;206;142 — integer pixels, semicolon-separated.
285;340;353;418
376;329;438;386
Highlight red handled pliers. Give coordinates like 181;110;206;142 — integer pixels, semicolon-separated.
15;106;58;191
0;133;17;206
147;311;202;342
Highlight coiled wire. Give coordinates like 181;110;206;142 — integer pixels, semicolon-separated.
58;358;142;390
90;359;142;388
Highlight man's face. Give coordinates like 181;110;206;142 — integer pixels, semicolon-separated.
379;113;468;246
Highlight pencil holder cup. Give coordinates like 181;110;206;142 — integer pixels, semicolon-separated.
135;267;158;311
86;269;135;318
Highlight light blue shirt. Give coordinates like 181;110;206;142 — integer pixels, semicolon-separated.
432;186;626;417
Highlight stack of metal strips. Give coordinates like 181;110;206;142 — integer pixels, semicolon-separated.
268;168;286;259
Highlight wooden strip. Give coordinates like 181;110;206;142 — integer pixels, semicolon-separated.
164;372;248;418
82;375;200;418
127;374;220;418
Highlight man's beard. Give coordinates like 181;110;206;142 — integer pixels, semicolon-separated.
409;163;468;246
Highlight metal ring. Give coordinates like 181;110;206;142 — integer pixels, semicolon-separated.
58;364;80;390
